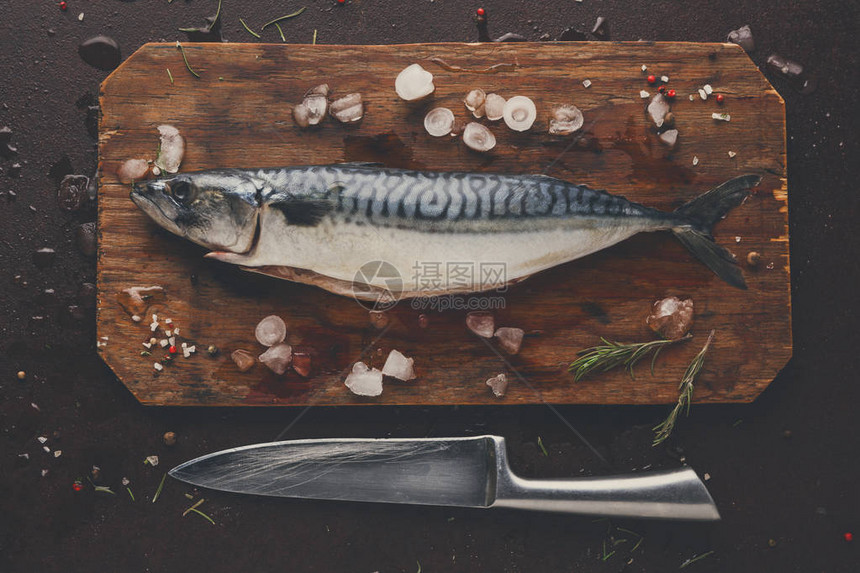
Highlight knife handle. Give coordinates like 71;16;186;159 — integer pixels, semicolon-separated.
492;467;720;521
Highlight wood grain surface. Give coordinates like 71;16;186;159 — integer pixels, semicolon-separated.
97;42;790;406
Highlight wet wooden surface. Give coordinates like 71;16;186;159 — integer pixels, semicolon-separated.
97;42;789;406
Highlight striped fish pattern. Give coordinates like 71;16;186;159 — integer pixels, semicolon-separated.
131;164;759;299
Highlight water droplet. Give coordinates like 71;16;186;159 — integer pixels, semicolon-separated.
78;36;122;71
77;282;97;307
57;175;90;211
76;223;97;257
33;248;56;268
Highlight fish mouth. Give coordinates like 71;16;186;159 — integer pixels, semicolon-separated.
130;186;186;238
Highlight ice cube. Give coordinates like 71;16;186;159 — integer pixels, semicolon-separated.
466;312;495;338
486;373;509;397
494;327;525;355
727;25;755;52
381;349;416;381
646;296;694;340
659;129;679;148
647;94;670;128
345;363;384;397
259;343;293;375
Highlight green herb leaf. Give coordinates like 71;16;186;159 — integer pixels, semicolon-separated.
176;42;200;78
261;7;306;30
240;18;261;39
568;334;691;382
152;473;167;503
652;331;715;446
537;436;548;457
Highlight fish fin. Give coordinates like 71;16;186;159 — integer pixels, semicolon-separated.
268;198;333;226
337;161;385;168
205;251;255;265
672;229;747;289
671;174;761;289
674;174;761;228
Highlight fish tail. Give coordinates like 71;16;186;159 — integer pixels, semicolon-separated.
671;175;762;289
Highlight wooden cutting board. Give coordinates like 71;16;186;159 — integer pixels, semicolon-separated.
97;42;790;406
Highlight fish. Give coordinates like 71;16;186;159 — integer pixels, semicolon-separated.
130;164;760;300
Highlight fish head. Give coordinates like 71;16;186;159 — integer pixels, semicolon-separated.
131;171;260;253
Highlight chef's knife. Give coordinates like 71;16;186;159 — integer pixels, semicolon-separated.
169;435;719;520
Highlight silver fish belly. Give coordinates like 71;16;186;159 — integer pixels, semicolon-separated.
131;165;759;298
216;166;673;293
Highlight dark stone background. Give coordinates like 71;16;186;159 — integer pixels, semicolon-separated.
0;1;857;571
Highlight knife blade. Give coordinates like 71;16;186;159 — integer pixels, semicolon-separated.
169;435;719;520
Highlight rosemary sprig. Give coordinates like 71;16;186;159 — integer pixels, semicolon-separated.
312;29;317;45
568;334;692;382
275;23;286;42
240;18;261;39
176;42;200;78
166;68;174;84
127;487;135;501
652;331;715;446
261;7;307;30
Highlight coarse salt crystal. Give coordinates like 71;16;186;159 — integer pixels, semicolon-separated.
152;314;158;321
703;84;713;95
728;151;737;158
164;318;172;324
78;12;84;21
181;342;187;348
150;322;159;332
145;455;159;466
168;337;175;346
154;362;163;371
639;90;650;98
132;315;141;322
43;446;51;453
693;156;699;166
704;473;711;481
661;75;669;83
735;236;742;243
699;89;708;100
173;328;180;335
188;345;196;353
159;339;169;347
142;342;152;349
37;436;48;444
582;79;592;88
53;450;62;458
41;469;49;477
712;112;731;122
183;349;191;358
165;330;172;337
122;477;130;486
641;64;648;72
689;94;695;101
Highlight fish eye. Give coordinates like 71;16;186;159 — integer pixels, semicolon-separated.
170;180;191;202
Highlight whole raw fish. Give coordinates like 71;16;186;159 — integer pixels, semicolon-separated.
130;164;759;300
